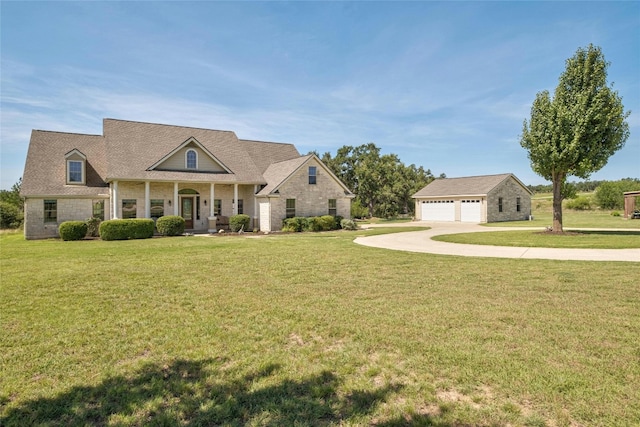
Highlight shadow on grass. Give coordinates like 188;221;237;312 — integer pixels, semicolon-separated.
1;358;405;426
576;230;640;236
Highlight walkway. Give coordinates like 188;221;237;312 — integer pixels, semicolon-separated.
354;222;640;262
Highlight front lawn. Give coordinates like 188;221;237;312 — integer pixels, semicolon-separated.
1;230;639;426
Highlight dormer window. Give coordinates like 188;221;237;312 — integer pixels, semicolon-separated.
65;149;86;185
186;149;197;169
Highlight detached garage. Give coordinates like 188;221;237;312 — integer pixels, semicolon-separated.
413;173;532;223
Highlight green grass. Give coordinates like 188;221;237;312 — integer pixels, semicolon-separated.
486;192;639;229
434;229;640;249
1;230;640;426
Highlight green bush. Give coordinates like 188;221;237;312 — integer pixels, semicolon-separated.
611;211;621;217
340;218;358;230
0;201;23;229
565;195;592;210
156;215;185;236
351;200;369;219
282;217;307;232
59;221;88;241
306;217;323;232
318;215;337;231
230;214;250;232
86;217;101;237
99;219;155;241
334;215;344;229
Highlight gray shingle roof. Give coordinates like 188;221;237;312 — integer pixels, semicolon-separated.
21;130;109;197
21;119;305;197
412;173;530;198
257;155;312;196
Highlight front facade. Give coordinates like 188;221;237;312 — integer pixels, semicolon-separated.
21;119;354;239
413;173;532;223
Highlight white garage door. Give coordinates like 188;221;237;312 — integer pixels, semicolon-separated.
461;199;481;223
421;200;455;221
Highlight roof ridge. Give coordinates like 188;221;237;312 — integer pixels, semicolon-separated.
103;118;238;135
441;173;512;180
239;138;296;147
32;129;103;137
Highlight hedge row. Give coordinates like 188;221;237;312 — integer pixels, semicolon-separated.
99;219;155;241
58;221;88;241
282;215;346;232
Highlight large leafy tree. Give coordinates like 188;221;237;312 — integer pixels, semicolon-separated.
322;144;435;218
520;45;629;232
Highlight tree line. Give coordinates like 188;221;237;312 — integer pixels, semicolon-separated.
317;143;444;218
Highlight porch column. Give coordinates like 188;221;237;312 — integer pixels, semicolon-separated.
173;182;179;216
233;183;238;215
208;183;216;233
112;180;119;219
209;183;215;217
254;185;259;230
144;181;150;218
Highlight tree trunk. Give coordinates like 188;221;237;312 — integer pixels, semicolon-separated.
552;172;564;233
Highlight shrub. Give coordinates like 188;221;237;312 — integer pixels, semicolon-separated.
282;217;307;232
334;215;344;229
565;195;592;210
318;215;337;231
59;221;88;241
351;200;369;219
86;217;101;237
0;201;23;229
156;215;185;236
306;216;323;232
611;211;621;217
230;214;250;232
340;218;358;230
99;219;155;241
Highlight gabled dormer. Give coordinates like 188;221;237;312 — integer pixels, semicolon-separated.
65;149;87;185
147;137;232;173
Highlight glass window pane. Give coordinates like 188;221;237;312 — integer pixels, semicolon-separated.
122;199;137;219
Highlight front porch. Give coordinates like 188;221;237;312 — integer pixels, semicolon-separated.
110;180;261;232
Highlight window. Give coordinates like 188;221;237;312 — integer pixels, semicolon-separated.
286;199;296;218
498;197;503;213
308;166;317;185
150;199;164;220
44;200;57;223
67;160;84;184
516;197;521;212
186;149;197;169
92;200;105;220
328;199;337;216
237;199;244;215
214;199;222;216
122;199;137;219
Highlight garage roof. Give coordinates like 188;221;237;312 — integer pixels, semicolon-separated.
412;173;531;198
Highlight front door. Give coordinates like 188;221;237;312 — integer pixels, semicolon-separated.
181;197;194;229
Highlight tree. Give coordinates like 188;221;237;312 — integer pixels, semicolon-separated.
520;45;630;232
0;178;23;210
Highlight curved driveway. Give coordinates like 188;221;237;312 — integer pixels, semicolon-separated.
354;222;640;262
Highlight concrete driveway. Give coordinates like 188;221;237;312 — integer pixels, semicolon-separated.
354;222;640;262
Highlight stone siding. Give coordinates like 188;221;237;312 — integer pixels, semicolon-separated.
24;197;109;239
264;158;352;231
486;178;532;222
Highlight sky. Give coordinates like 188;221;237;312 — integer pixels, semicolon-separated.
1;1;639;190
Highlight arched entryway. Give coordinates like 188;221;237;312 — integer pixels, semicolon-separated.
179;188;199;229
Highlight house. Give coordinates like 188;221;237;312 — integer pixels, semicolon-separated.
412;173;532;223
20;118;355;239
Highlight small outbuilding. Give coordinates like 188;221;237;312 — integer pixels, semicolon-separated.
623;191;640;219
412;173;532;223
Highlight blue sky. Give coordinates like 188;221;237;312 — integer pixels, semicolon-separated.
2;1;639;190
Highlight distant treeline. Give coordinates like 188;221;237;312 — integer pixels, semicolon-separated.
527;178;640;194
